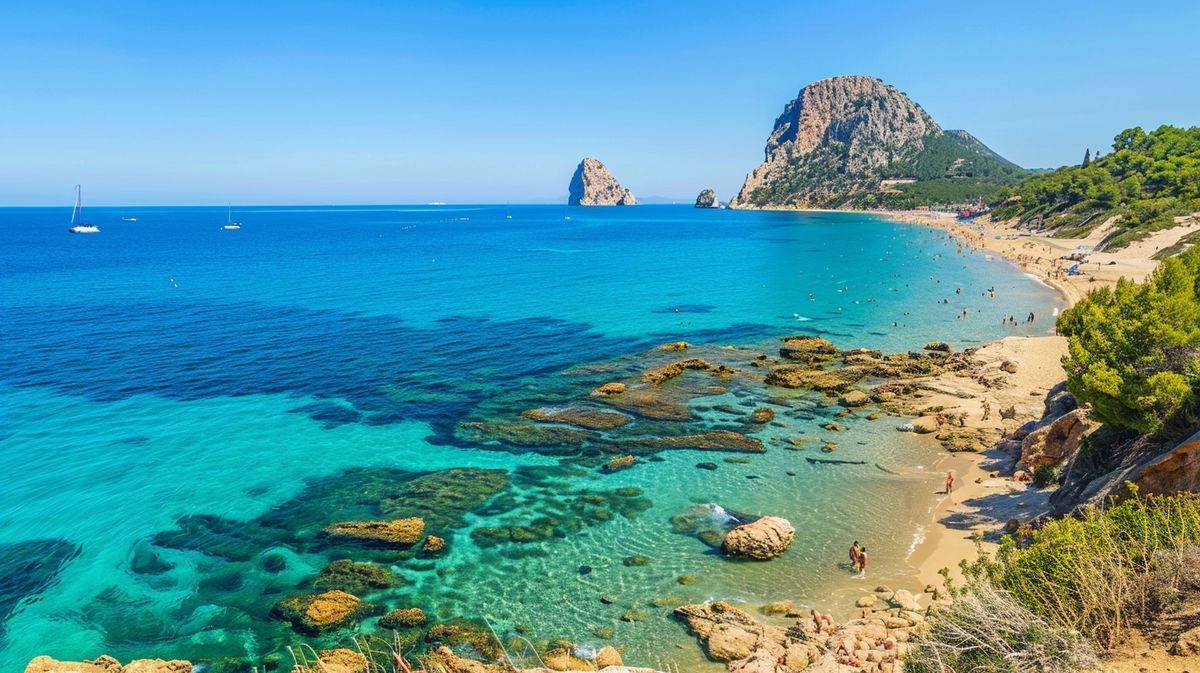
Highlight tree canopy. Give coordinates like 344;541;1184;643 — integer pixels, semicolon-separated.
1057;247;1200;436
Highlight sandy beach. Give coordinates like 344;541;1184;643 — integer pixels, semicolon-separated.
876;207;1199;591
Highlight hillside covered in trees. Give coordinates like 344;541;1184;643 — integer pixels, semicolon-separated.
991;125;1200;250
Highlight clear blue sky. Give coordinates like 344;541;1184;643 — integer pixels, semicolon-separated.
3;0;1197;205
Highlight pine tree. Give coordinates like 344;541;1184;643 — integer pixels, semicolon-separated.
1082;148;1091;167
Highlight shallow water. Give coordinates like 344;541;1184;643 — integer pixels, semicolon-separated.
0;205;1063;670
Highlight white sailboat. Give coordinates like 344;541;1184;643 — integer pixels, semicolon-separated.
223;204;242;230
67;185;99;233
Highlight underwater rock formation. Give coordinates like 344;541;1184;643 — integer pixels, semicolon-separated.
323;518;426;546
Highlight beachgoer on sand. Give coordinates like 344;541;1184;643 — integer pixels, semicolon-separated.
945;471;955;494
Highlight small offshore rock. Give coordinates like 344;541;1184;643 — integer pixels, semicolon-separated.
722;516;795;560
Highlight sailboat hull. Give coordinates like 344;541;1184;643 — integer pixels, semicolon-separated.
68;226;100;234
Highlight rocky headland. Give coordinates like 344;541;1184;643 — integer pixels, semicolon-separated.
729;76;1022;209
568;158;637;206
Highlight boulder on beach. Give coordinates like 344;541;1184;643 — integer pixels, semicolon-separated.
721;516;795;560
839;390;870;407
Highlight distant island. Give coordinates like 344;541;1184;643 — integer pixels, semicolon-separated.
567;157;637;206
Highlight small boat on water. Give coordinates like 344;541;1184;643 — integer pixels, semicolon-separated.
122;216;137;222
223;205;242;230
67;185;99;234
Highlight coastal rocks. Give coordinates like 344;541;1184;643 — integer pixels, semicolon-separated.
422;535;446;553
722;516;795;560
568;158;637;206
779;336;838;364
839;390;870;407
1129;430;1200;496
323;518;425;546
765;365;867;393
659;341;691;351
592;382;627;396
25;656;192;673
695;189;719;208
674;602;787;662
595;645;623;668
1019;408;1098;469
522;406;630;430
642;358;735;384
909;416;939;434
273;589;378;634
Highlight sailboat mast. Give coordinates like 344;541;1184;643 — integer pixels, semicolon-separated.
72;184;82;226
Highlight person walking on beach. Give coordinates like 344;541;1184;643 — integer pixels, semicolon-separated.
945;471;955;494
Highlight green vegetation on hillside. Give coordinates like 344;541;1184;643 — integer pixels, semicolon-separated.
873;132;1028;208
1056;247;1200;437
991;125;1200;249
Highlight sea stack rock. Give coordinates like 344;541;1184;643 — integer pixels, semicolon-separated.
568;157;637;206
694;188;718;208
730;75;1021;209
721;515;795;560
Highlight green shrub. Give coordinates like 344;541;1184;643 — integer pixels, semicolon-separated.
1057;247;1200;436
1032;464;1062;488
962;491;1200;649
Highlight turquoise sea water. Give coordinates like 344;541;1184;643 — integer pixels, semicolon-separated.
0;205;1063;671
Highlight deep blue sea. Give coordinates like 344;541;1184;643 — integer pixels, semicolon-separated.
0;204;1063;671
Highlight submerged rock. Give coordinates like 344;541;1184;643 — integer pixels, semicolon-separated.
313;559;397;593
273;589;378;634
422;535;446;553
0;539;81;640
591;382;627;396
458;421;594;448
323;518;426;546
617;430;766;453
379;607;427;629
522;406;630;430
568;157;637;206
765;365;868;392
642;358;735;385
721;516;794;560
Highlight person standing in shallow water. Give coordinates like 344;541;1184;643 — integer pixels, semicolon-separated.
849;540;861;569
858;547;868;575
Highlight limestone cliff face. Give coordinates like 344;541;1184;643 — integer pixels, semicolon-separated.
730;76;1018;209
568;158;637;206
694;189;718;208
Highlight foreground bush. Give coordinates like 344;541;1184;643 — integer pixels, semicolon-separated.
907;582;1096;673
964;491;1200;650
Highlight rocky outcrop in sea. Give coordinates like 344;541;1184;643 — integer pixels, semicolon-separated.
568;158;637;206
695;188;718;208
